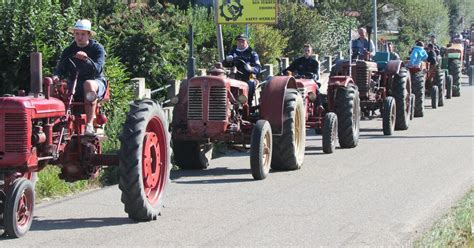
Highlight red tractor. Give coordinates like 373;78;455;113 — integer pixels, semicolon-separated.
332;52;413;136
0;53;171;238
171;61;306;180
285;71;360;154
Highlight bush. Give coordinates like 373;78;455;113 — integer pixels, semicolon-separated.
250;24;288;65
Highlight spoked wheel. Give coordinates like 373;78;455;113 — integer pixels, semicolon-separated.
4;178;35;238
250;120;272;180
322;112;338;154
431;86;439;109
119;99;171;221
382;96;396;135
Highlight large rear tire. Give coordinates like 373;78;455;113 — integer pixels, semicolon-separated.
250;120;272;180
412;71;425;117
393;68;410;130
119;99;171;221
4;178;35;238
173;141;212;170
322;112;338;154
449;58;461;97
382;96;396;135
271;89;305;170
334;85;360;148
436;70;446;107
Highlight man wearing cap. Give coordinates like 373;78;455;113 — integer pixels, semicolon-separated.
224;34;261;106
53;19;107;136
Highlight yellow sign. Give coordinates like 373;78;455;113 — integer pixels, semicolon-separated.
215;0;278;24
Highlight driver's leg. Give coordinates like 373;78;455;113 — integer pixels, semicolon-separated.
247;80;256;107
83;79;99;134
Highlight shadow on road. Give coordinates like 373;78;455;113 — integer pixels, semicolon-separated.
171;167;251;179
173;178;255;184
359;134;474;140
28;217;135;231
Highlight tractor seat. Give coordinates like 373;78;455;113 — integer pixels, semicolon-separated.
98;81;110;104
372;52;390;70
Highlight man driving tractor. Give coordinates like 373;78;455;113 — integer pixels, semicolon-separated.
283;43;320;81
223;34;261;106
352;27;376;60
53;19;107;136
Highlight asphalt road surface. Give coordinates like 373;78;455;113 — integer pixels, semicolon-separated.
3;76;473;247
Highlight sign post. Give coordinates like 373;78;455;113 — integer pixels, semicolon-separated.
214;0;278;60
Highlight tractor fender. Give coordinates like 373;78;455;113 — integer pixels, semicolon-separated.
328;75;353;88
260;76;297;135
386;60;403;75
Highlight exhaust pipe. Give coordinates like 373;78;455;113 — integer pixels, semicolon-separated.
30;52;43;97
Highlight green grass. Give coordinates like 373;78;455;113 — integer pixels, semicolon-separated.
414;187;474;247
35;166;100;201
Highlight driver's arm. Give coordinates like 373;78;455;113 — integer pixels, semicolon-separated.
251;51;262;74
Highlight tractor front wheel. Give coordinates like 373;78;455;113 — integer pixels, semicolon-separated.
322;112;338;154
271;89;305;170
382;96;396;135
119;99;171;221
250;120;272;180
431;86;439;109
4;178;35;238
445;74;453;99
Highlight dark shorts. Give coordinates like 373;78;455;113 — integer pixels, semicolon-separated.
69;77;107;101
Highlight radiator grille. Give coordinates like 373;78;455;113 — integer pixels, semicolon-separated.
354;66;370;97
4;113;28;152
209;87;227;120
188;86;203;120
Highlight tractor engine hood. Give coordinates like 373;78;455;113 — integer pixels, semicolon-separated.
0;96;65;119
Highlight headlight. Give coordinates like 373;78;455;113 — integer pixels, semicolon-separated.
170;96;179;105
85;92;98;102
308;92;317;102
238;94;248;104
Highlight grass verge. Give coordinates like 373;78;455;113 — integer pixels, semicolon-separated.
35;166;100;202
414;187;474;247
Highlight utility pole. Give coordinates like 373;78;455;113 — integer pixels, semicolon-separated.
373;0;378;52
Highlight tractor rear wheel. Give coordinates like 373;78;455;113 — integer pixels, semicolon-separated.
271;89;305;170
334;85;360;148
434;69;445;106
412;71;425;117
250;120;272;180
449;59;462;97
322;112;338;154
173;141;212;170
445;74;453;99
119;99;171;221
431;86;439;109
4;178;34;238
393;68;411;130
382;96;396;135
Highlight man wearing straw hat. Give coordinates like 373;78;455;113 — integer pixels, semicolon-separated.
53;19;107;136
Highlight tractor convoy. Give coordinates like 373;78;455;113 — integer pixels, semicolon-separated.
0;25;467;238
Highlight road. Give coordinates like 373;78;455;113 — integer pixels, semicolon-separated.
3;76;473;246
